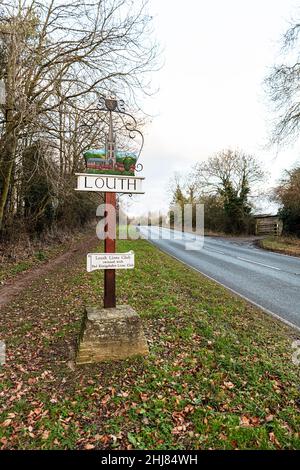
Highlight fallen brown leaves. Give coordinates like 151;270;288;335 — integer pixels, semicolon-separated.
0;237;300;450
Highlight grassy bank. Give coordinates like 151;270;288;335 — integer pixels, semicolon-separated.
0;237;299;449
259;236;300;257
0;226;94;283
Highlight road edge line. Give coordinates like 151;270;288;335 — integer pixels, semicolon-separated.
143;237;300;334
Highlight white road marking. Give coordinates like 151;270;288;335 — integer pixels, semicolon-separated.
204;247;225;255
237;257;281;271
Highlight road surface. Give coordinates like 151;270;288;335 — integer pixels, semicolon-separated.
138;226;300;330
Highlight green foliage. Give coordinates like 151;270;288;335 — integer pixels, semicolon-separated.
9;261;31;275
220;175;252;234
55;188;97;230
275;166;300;236
34;250;47;261
199;195;226;232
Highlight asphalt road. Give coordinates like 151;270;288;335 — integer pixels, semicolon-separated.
138;226;300;330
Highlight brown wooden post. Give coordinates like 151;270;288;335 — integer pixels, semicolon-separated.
104;191;116;308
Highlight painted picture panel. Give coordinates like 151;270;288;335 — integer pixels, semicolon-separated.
83;148;138;176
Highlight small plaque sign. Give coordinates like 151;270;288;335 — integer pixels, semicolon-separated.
87;251;135;272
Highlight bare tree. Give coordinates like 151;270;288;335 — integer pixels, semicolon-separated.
0;0;158;233
194;149;264;195
194;149;264;233
266;21;300;145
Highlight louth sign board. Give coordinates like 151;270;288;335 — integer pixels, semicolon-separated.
87;251;135;272
75;173;144;194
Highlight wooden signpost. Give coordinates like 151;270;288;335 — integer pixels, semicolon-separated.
75;172;144;309
104;191;116;308
75;96;148;364
75;97;144;310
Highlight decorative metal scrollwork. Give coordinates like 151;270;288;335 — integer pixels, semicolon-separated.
135;163;143;172
97;96;143;152
94;93;144;171
117;99;125;113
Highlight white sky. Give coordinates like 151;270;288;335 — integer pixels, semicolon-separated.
125;0;300;216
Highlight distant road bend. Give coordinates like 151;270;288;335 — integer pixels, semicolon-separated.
138;226;300;330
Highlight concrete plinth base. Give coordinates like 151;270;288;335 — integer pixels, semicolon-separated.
76;305;149;364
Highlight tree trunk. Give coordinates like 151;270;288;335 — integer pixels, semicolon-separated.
0;133;17;232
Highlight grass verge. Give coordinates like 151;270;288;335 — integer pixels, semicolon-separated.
0;237;299;449
259;236;300;257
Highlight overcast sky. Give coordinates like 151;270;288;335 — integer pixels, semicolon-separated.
124;0;300;216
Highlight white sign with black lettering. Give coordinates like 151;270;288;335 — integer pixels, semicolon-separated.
87;251;135;272
75;173;144;194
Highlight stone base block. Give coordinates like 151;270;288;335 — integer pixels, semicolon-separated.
76;305;149;364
